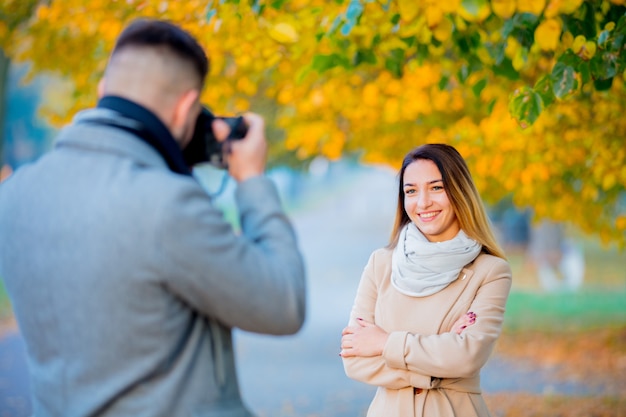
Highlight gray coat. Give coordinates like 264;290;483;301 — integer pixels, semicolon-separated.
0;108;306;417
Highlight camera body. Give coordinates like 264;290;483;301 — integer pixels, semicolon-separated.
182;107;248;169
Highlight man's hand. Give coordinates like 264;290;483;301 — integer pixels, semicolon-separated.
213;112;267;182
340;318;389;358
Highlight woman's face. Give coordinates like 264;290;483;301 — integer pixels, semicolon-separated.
403;159;460;242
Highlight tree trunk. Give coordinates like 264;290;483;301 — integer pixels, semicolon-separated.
0;49;9;167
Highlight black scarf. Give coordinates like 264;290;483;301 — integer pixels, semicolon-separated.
97;96;192;176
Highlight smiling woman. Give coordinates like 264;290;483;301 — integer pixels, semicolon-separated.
402;159;460;242
340;143;512;417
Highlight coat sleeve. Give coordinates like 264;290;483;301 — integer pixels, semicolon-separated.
382;258;512;379
342;251;433;389
155;175;306;335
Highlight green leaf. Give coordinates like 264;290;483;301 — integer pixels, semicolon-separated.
513;13;540;29
557;50;592;84
550;62;576;99
492;58;520;80
533;75;555;107
457;64;470;84
456;30;481;54
372;33;382;47
557;49;582;70
501;13;539;49
489;42;506;66
311;53;351;72
401;36;416;47
270;0;288;8
509;86;544;128
581;2;597;39
615;14;626;35
385;48;405;77
590;52;619;80
438;75;450;90
295;66;313;84
354;49;377;65
415;44;429;64
578;61;591;84
594;77;614;91
611;33;625;52
472;78;487;97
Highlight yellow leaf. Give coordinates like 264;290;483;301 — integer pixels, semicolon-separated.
398;0;420;21
558;0;584;14
476;46;494;64
579;40;596;60
268;22;299;44
561;31;574;48
534;18;562;51
491;0;516;19
616;215;626;231
505;36;521;59
571;35;586;53
512;50;526;70
517;0;546;15
425;5;443;28
432;17;453;42
362;84;379;106
459;1;491;22
602;173;616;190
428;43;446;56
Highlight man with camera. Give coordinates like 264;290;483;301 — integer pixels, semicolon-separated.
0;19;306;417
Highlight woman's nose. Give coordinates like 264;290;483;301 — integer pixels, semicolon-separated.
417;191;432;209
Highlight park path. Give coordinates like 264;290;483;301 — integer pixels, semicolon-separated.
0;163;610;417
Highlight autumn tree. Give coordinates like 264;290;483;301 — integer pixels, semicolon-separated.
2;0;625;246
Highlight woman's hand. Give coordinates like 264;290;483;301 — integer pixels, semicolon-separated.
451;311;476;335
340;318;389;358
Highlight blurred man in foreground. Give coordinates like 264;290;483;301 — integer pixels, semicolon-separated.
0;19;306;417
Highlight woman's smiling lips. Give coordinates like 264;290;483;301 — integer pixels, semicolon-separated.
419;211;440;221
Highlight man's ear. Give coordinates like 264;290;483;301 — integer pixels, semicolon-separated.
172;89;200;131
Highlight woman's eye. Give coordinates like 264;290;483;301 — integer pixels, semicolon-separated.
432;185;444;191
404;189;415;195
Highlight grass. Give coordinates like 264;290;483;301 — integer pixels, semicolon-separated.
502;236;626;331
504;289;626;331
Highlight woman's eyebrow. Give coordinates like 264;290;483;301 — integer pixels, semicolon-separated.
403;179;443;187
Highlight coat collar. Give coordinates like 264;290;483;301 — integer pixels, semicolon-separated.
54;108;171;171
55;97;192;176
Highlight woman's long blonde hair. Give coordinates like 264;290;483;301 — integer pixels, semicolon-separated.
388;144;506;259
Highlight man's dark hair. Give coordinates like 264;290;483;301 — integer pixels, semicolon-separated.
113;19;209;84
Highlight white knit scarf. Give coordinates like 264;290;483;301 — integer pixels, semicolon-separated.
391;223;482;297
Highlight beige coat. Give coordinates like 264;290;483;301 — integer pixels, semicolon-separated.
342;248;512;417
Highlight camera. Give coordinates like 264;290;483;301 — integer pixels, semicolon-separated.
183;106;248;169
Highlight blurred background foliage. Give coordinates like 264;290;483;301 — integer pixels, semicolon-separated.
0;0;625;248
